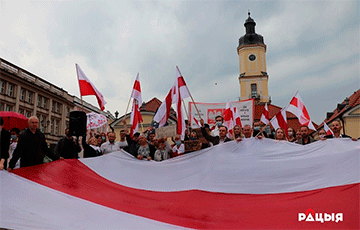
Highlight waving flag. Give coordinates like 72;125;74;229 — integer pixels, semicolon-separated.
153;67;192;139
2;139;359;229
76;64;107;111
260;103;270;125
129;74;143;137
324;122;334;136
224;101;241;138
286;91;316;130
270;107;288;137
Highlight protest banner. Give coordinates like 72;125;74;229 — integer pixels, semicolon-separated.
189;99;254;128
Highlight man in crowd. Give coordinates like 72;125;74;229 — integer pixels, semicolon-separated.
295;125;316;145
55;128;81;159
100;132;121;154
242;125;253;139
7;116;61;171
211;115;224;136
200;118;232;145
323;119;357;141
118;129;128;149
253;121;268;138
136;134;156;161
0;117;11;170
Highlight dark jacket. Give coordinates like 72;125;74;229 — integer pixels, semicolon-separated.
9;128;59;169
124;134;139;157
295;136;317;145
201;127;232;145
81;137;101;158
55;137;81;159
1;128;11;169
324;134;351;139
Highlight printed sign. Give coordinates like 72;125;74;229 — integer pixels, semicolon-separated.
189;99;254;128
155;125;177;139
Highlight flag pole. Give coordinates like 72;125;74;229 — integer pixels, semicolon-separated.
176;66;202;119
182;100;190;133
75;63;84;111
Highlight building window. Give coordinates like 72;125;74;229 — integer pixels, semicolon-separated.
56;103;61;113
0;80;5;94
26;91;33;104
20;88;26;101
25;111;32;118
66;107;70;117
7;84;14;97
55;120;59;135
19;109;24;115
6;105;13;111
37;96;42;107
50;119;54;134
52;102;55;112
43;98;48;109
251;83;257;98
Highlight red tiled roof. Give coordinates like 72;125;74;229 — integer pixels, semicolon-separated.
140;97;162;113
323;89;360;126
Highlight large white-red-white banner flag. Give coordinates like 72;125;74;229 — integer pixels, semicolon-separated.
76;64;107;111
189;99;254;129
2;139;359;229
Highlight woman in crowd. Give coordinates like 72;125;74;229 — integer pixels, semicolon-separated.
233;125;242;139
275;128;287;141
287;127;296;142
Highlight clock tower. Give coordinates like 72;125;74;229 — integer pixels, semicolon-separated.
237;12;270;104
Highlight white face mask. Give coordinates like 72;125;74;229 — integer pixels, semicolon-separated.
288;131;293;137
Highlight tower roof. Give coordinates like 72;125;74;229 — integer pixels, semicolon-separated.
238;12;265;48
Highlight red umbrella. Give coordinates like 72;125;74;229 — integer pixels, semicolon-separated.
0;111;28;130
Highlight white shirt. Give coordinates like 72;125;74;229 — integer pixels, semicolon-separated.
172;144;185;155
100;141;121;154
211;126;220;137
118;140;128;148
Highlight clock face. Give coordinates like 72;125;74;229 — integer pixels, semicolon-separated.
249;54;256;61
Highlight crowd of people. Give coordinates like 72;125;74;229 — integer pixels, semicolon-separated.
0;115;357;171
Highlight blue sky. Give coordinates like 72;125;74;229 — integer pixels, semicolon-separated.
0;0;359;124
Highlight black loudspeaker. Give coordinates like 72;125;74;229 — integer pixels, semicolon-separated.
69;111;87;136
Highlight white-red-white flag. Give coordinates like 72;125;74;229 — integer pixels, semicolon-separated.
130;74;143;137
76;64;107;111
224;101;234;138
286;91;316;130
191;113;201;128
324;122;334;136
153;67;191;139
270;108;288;138
131;73;142;105
260;103;270;125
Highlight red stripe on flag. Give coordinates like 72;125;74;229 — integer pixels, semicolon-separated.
133;80;141;92
79;80;97;96
177;76;187;87
12;160;359;229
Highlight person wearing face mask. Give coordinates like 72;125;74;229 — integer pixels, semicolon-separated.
211;115;224;137
172;135;185;157
252;121;268;138
100;132;121;154
287;127;296;142
317;129;326;140
55;128;81;159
